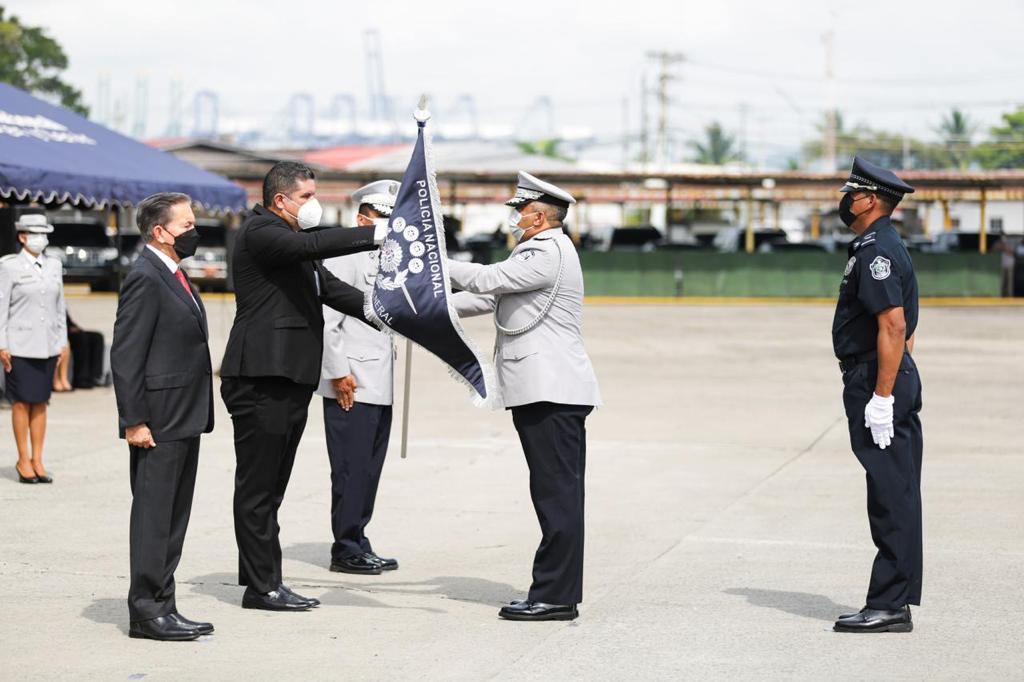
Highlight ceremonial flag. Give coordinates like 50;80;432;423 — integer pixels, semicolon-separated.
365;101;495;405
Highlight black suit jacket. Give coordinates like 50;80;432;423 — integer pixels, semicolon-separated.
220;205;377;386
111;247;214;441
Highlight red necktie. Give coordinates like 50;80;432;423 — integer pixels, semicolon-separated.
175;268;194;301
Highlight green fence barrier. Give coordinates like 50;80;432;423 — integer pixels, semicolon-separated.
491;250;1001;298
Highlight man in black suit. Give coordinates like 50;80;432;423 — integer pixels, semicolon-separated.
220;161;384;611
111;192;214;641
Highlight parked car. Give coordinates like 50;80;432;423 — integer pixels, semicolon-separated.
924;230;1004;253
180;219;229;291
45;219;119;290
592;225;663;251
761;241;830;253
713;226;788;253
903;235;934;252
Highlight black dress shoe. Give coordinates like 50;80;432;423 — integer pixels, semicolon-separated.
16;468;38;484
169;612;214;635
365;551;398;571
838;606;866;620
834;605;912;633
330;554;383;575
34;473;52;483
279;583;320;607
129;614;201;641
498;600;578;621
241;586;313;611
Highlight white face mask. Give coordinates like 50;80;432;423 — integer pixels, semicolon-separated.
25;234;48;254
507;209;541;243
282;195;323;230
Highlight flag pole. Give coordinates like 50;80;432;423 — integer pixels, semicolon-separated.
400;338;413;459
399;93;429;460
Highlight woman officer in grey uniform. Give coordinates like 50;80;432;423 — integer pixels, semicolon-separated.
0;214;68;484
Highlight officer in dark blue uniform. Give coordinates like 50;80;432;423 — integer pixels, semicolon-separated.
831;156;923;634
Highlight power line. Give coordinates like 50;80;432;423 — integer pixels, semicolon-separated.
686;59;1024;86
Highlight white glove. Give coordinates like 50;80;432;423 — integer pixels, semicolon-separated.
373;218;390;245
864;393;895;450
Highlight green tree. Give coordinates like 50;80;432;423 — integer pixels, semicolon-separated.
974;107;1024;169
802;110;954;170
0;7;87;115
800;110;866;168
935;108;975;170
688;122;743;165
515;138;573;161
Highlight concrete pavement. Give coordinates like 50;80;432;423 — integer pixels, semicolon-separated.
1;299;1022;680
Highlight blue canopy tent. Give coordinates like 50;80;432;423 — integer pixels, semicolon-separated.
0;82;246;211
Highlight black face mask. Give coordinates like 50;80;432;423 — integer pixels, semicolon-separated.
171;227;200;259
838;193;866;228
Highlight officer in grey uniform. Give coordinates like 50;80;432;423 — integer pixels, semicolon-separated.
449;171;601;621
831;157;923;633
316;180;402;575
0;214;68;484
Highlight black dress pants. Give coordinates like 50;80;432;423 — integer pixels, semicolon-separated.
221;376;314;593
322;399;392;560
128;437;200;622
510;401;593;606
842;352;924;610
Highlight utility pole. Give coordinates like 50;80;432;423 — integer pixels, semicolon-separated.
645;51;685;168
132;74;148;140
738;102;749;163
621;96;630;168
639;72;649;165
822;22;837;171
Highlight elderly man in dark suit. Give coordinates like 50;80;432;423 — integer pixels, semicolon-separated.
220;161;385;612
111;192;214;641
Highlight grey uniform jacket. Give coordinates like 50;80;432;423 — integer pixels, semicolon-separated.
449;230;601;409
0;251;68;358
315;250;395;406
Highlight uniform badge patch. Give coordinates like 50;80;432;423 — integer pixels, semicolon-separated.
844;257;856;276
869;256;891;280
516;250;535;261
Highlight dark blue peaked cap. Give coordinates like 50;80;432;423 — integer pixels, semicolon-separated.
840;156;915;200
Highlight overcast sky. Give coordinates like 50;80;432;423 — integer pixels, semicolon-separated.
9;0;1024;164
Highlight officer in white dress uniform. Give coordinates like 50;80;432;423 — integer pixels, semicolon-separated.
315;180;401;574
449;171;601;621
0;214;68;484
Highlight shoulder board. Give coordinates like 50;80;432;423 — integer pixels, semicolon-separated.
0;254;18;263
854;235;878;251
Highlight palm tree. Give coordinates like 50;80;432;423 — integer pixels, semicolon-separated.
936;108;976;170
688;122;743;165
801;110;865;167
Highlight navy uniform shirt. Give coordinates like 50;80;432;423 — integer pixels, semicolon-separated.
832;216;918;359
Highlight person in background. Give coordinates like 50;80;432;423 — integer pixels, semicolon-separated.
999;238;1016;297
0;214;67;484
317;180;401;575
52;339;72;393
66;312;106;388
